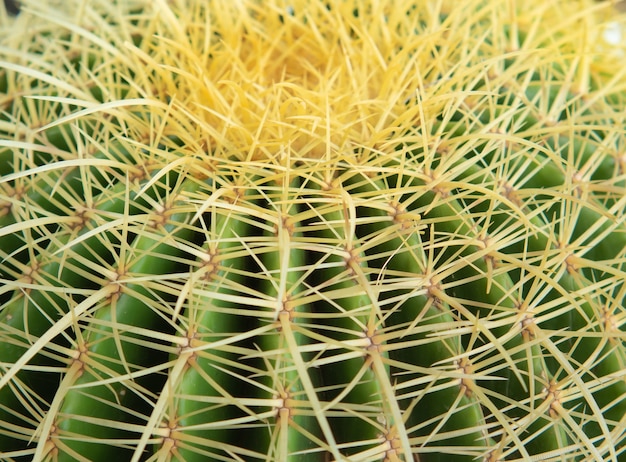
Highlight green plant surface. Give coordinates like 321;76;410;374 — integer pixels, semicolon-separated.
1;0;625;461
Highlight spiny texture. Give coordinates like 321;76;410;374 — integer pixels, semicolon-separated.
0;0;625;461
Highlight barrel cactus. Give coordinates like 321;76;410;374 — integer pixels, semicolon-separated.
1;0;625;460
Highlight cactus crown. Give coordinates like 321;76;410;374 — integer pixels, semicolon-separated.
1;0;625;461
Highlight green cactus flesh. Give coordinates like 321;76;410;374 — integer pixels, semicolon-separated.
1;0;625;461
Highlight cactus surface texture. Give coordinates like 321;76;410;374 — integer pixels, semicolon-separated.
1;0;625;461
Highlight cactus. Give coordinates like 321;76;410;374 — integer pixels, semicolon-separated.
1;0;625;460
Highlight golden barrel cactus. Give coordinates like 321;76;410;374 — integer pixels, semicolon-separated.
0;0;625;460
